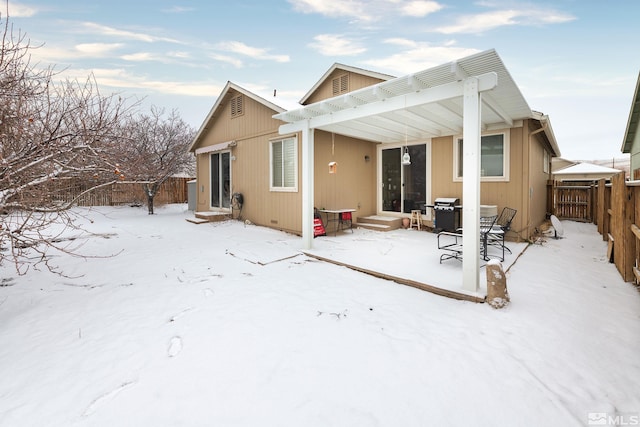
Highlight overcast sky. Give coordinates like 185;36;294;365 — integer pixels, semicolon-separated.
9;0;640;161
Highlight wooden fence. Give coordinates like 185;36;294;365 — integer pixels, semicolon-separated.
51;177;191;207
547;181;595;222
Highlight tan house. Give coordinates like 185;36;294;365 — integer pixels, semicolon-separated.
189;49;560;291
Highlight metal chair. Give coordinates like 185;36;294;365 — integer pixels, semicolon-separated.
488;207;517;255
480;215;499;261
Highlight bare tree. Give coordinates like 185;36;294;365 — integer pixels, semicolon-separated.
0;12;135;274
119;107;195;214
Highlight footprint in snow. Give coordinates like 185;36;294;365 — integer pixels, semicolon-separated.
168;336;183;357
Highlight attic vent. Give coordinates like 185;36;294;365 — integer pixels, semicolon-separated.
332;74;349;95
231;95;244;117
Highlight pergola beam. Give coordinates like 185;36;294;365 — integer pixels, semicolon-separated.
279;72;497;135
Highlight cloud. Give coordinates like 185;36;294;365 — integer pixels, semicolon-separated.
400;1;443;17
363;40;480;74
80;22;183;44
208;53;244;68
308;34;367;56
215;41;290;63
7;2;37;17
121;51;192;63
161;6;195;13
432;7;575;34
288;0;443;23
75;43;124;56
67;67;223;97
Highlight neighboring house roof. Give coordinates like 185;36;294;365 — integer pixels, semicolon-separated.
300;63;395;105
189;81;291;153
553;162;622;181
552;157;577;172
275;49;559;155
621;71;640;153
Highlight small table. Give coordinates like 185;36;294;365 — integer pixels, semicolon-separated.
318;209;355;235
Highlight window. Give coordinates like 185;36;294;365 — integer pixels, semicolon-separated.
332;74;349;95
454;132;509;181
270;137;297;191
230;95;244;117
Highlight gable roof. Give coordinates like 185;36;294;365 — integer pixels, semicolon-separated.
189;81;289;152
622;71;640;153
276;49;557;151
532;111;561;157
299;63;395;105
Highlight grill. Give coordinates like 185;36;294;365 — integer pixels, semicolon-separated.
430;197;461;232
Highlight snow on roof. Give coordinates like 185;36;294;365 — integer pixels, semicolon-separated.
554;162;622;175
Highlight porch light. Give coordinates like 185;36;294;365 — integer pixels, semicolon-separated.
402;147;411;165
329;161;338;174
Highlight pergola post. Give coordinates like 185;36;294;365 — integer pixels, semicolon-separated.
301;122;314;250
462;76;482;293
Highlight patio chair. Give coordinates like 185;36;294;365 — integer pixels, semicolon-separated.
487;207;517;255
338;211;353;233
480;215;499;261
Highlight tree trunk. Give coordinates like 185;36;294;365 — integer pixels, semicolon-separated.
144;182;160;215
147;192;155;215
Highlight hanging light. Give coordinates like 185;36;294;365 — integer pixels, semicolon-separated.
402;147;411;165
402;115;411;165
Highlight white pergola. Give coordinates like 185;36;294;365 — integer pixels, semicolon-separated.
273;49;533;293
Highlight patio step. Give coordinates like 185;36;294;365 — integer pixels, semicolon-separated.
193;211;230;223
356;215;402;232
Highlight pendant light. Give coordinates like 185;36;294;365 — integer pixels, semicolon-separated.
402;147;411;165
402;120;411;165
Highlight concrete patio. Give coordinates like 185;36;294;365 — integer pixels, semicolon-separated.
303;226;529;303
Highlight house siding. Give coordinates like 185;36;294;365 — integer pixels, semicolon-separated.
314;131;377;222
631;123;640;178
193;69;555;242
304;71;386;104
427;126;539;240
193;89;304;235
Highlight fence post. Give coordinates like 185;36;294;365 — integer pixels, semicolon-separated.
611;172;635;282
597;179;605;236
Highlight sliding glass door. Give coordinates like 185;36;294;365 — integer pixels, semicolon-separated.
380;144;428;214
210;151;231;209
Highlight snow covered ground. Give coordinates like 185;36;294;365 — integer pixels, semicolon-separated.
0;204;639;427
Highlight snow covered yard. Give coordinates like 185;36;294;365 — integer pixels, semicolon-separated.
0;204;639;427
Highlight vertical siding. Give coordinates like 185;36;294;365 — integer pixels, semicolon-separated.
304;71;386;104
428;128;534;239
232;130;302;234
313;131;377;223
430;135;461;201
193;89;305;234
528;121;553;236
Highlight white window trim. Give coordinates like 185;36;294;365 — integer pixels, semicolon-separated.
269;136;298;192
209;150;232;211
453;131;510;182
